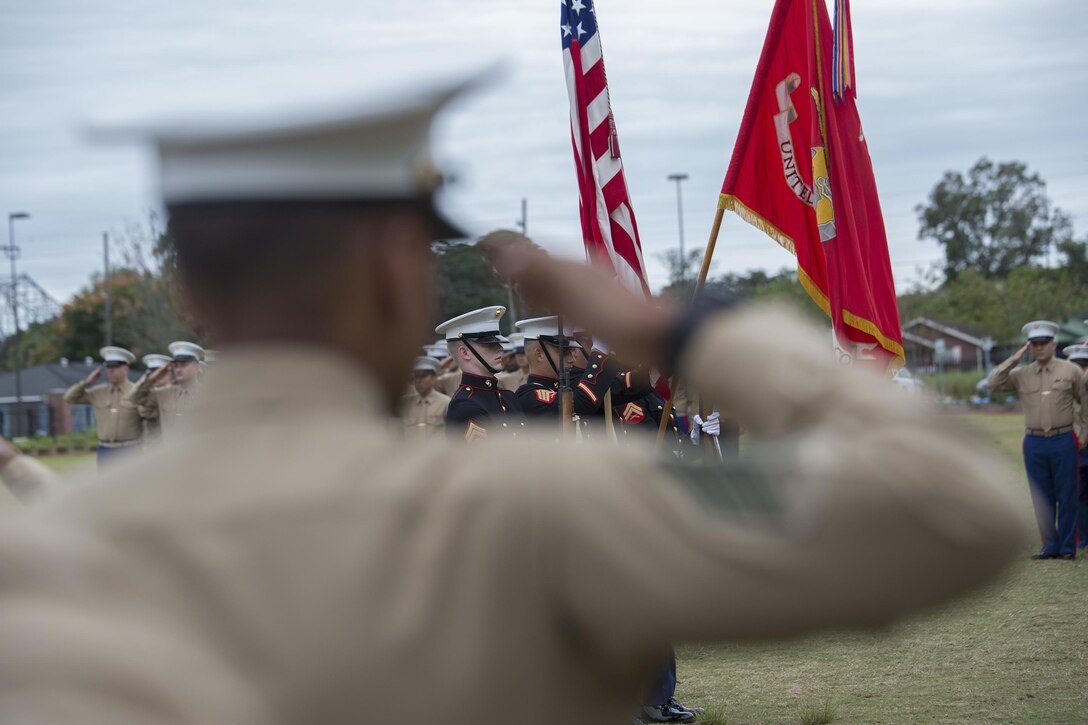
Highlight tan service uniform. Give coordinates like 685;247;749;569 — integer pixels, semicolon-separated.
128;379;201;439
63;378;142;448
988;354;1087;435
399;390;451;441
434;369;460;397
0;308;1024;725
496;367;528;392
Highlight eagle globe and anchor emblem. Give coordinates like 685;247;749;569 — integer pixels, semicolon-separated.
772;71;836;243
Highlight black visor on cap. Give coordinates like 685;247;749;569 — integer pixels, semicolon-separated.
1029;337;1054;343
173;354;197;362
104;361;126;368
458;332;508;345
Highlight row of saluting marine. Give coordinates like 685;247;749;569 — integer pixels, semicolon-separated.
61;341;212;465
399;305;724;448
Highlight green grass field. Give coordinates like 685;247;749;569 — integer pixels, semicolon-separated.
680;413;1088;724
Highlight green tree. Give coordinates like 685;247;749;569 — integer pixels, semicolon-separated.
0;216;199;371
656;248;706;299
916;157;1074;281
433;242;513;332
898;266;1087;344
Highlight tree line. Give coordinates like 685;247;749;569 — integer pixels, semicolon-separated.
0;155;1082;373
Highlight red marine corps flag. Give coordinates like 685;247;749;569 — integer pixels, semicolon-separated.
720;0;904;371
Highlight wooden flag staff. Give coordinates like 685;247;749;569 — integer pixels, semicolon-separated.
655;207;726;448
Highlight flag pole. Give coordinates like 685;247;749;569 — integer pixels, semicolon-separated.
656;207;726;447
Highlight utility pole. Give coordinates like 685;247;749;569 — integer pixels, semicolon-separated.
4;212;29;437
504;198;527;328
667;174;688;285
103;232;112;346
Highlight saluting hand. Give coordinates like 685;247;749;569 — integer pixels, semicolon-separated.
0;435;18;467
150;364;173;384
85;366;102;384
480;229;676;367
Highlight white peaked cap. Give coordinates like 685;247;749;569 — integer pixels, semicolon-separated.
142;353;172;370
203;349;219;363
168;341;206;361
508;332;525;348
435;306;508;343
99;346;135;364
515;316;582;349
413;356;442;373
86;67;497;240
423;343;449;360
1022;321;1059;341
1063;344;1088;362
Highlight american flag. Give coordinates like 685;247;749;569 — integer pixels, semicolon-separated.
561;0;650;298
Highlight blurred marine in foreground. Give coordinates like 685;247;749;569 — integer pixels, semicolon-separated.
0;72;1024;725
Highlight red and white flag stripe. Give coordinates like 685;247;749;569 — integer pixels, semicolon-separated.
561;0;651;298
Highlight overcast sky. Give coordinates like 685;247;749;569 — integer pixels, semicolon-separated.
1;0;1085;304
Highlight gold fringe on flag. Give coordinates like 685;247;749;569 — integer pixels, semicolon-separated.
719;193;904;374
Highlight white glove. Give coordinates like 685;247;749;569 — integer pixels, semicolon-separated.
689;411;721;443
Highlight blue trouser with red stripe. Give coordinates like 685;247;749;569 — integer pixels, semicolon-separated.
1023;431;1080;556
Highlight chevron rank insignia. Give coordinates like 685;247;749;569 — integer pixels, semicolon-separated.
465;420;488;442
621;402;645;424
535;389;557;404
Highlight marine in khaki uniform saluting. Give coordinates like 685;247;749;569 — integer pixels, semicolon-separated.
137;353;173;442
63;346;143;466
129;341;204;440
988;321;1087;560
496;332;529;392
426;341;462;397
399;356;450;441
0;71;1024;725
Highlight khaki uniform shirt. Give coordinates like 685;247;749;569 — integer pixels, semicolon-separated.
496;367;528;392
988;353;1086;434
399;390;450;441
63;379;142;443
0;308;1024;725
434;370;460;396
129;379;201;439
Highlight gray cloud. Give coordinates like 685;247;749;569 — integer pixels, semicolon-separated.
0;0;1083;303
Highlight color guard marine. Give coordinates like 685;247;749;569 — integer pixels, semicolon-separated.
436;306;526;442
513;316;615;426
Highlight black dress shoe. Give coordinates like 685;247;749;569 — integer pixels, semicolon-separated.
1059;553;1075;560
1031;552;1058;560
668;698;705;716
638;703;697;723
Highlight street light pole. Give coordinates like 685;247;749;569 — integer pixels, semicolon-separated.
666;173;689;285
103;232;112;346
4;212;29;437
